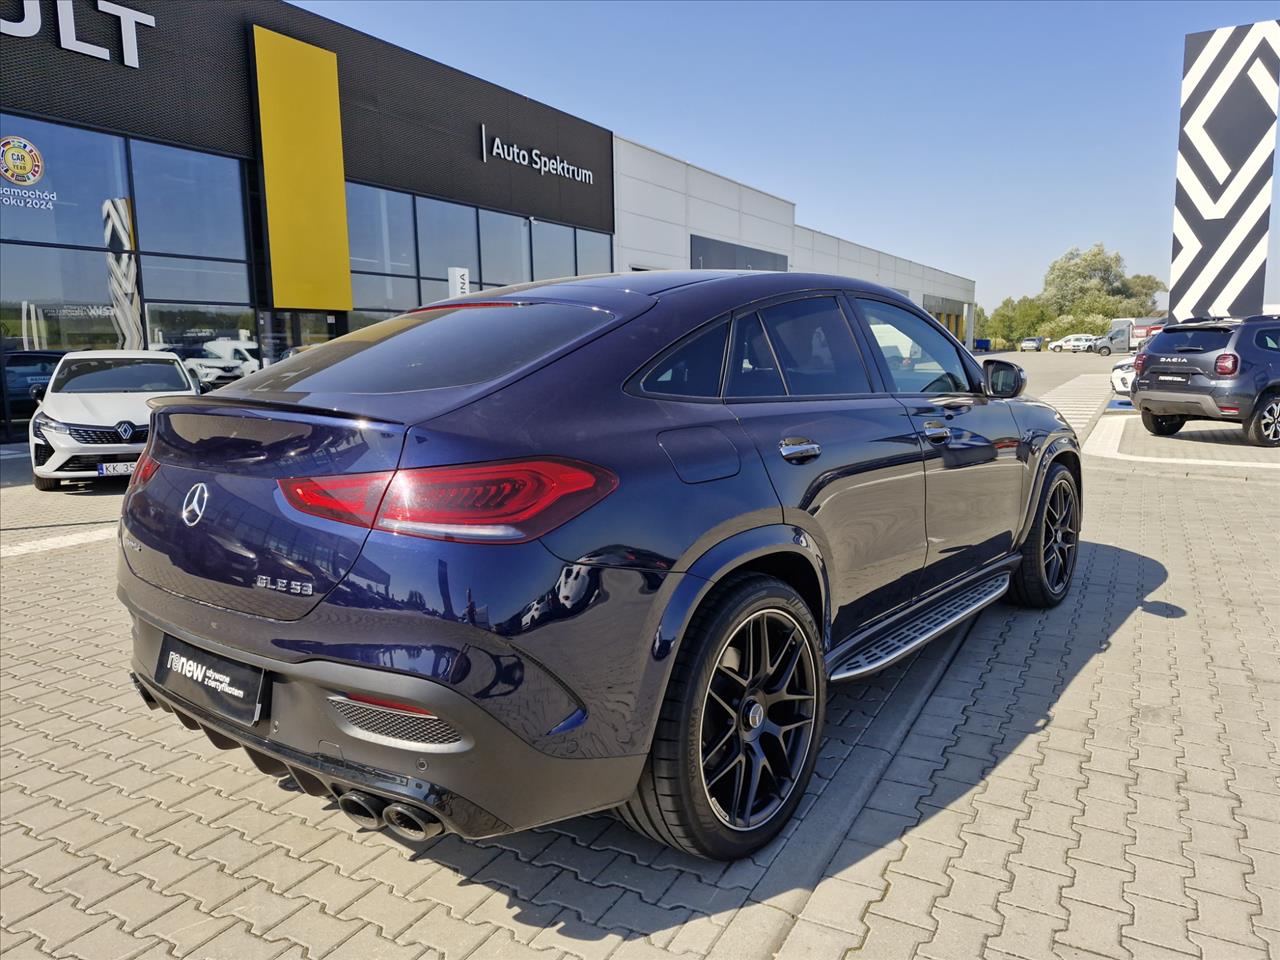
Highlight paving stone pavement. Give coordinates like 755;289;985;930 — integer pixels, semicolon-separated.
3;379;1278;959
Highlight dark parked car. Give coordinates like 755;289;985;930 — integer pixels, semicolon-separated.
1131;316;1280;446
3;349;65;424
119;272;1081;860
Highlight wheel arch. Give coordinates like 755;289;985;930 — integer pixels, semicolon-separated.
1015;435;1083;548
656;526;830;663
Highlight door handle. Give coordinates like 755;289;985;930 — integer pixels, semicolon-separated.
779;438;822;463
922;424;951;444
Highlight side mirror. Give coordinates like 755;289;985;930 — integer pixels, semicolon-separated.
28;383;46;402
984;359;1026;399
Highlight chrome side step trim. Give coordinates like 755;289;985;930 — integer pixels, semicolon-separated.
828;573;1009;682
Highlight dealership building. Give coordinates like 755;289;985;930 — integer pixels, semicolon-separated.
0;0;975;438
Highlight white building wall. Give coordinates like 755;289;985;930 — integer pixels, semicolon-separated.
612;135;976;316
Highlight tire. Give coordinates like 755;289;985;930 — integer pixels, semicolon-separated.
1244;391;1280;447
32;473;59;491
1141;410;1185;436
1007;461;1080;609
619;574;825;860
1052;345;1062;352
1098;346;1111;357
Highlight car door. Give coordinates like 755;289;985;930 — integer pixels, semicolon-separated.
850;296;1025;596
724;293;928;642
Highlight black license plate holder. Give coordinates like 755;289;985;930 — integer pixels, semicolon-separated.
156;635;266;726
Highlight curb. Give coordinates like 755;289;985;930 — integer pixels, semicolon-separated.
708;619;975;959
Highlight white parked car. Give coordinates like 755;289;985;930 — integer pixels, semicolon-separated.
1049;334;1098;353
203;339;263;376
152;343;244;387
28;350;197;491
1111;356;1137;395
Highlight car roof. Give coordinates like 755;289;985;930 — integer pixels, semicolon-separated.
433;270;923;314
59;349;180;360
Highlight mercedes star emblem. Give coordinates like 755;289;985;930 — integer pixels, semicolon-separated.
181;483;209;527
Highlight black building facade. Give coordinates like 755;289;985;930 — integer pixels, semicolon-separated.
0;0;615;436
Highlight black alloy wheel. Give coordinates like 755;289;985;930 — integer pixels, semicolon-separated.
1041;476;1079;595
1007;461;1080;609
699;608;818;831
619;574;825;859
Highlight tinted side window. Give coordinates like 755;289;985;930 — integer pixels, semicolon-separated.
1254;328;1280;352
857;299;971;394
758;297;871;396
640;321;728;398
726;314;786;398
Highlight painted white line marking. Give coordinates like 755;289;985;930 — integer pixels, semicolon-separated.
1083;414;1280;469
0;525;118;558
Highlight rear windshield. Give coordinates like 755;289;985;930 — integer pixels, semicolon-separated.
1147;328;1233;353
52;358;190;393
240;303;614;394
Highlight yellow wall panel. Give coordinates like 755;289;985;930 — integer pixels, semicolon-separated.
253;26;352;310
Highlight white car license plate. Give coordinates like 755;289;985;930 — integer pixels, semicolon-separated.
98;462;136;476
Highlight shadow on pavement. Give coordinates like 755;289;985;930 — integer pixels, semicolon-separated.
257;539;1175;947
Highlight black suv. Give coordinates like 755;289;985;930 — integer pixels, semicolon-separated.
1131;315;1280;446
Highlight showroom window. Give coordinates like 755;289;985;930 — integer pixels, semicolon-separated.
350;272;418;314
417;197;479;280
576;229;613;275
0;244;140;352
0;114;131;249
131;141;246;260
347;182;414;275
532;220;575;280
479;209;532;287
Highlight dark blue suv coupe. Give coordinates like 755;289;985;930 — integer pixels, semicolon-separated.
120;272;1081;859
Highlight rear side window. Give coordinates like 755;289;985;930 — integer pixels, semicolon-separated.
725;314;786;398
1255;328;1280;352
640;320;727;398
758;297;871;396
1147;328;1232;353
241;303;613;393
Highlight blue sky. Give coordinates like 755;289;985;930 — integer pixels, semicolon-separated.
293;0;1280;310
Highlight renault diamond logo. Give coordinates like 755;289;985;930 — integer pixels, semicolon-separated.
116;421;134;441
181;483;209;527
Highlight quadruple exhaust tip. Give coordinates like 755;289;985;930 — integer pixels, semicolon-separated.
337;790;443;843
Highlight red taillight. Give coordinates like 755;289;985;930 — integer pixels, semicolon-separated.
375;457;618;543
278;458;617;543
278;471;394;527
130;445;160;488
1134;353;1149;374
346;693;436;716
1214;352;1239;376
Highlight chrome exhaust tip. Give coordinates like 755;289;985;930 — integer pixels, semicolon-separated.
381;802;443;842
337;791;386;830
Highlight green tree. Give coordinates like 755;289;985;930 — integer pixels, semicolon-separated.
1041;243;1164;320
987;295;1054;344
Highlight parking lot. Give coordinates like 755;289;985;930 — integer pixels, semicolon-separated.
2;351;1277;960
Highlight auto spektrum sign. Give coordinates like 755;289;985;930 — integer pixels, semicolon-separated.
481;123;595;185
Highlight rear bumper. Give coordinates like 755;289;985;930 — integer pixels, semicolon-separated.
1131;382;1254;420
124;603;646;838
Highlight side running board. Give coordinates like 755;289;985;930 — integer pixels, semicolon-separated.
829;573;1010;682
